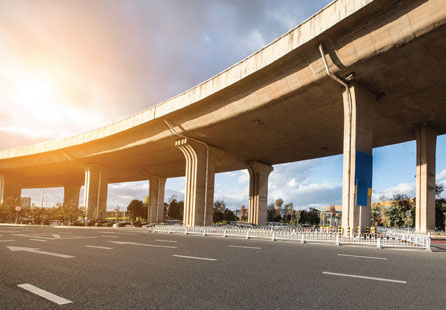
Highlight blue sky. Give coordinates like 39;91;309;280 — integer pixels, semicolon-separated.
2;0;445;211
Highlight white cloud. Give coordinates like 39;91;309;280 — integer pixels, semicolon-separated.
372;182;416;201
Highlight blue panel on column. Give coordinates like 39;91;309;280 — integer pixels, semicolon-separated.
355;150;372;207
355;151;373;186
356;179;368;206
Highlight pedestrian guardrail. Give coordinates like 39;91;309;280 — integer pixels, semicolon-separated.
147;225;430;250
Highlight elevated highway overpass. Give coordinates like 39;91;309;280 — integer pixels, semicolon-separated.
1;0;445;232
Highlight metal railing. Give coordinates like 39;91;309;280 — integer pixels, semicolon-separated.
146;225;431;250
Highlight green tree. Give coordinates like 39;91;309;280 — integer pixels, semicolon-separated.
167;196;183;220
127;199;146;222
0;197;21;222
385;194;414;228
213;200;226;223
371;204;382;226
435;185;446;230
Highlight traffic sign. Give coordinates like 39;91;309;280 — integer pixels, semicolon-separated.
15;206;21;212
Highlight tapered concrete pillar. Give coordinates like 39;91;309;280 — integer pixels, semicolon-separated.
415;125;437;233
175;138;218;227
63;185;81;208
247;161;273;226
341;82;375;233
147;177;167;224
0;174;22;204
84;165;108;221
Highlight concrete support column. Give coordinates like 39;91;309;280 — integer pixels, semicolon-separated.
84;165;108;221
147;177;167;224
247;161;273;226
63;185;81;208
175;138;218;227
0;174;22;204
415;125;437;233
341;82;375;233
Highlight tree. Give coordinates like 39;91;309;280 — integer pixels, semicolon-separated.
127;199;146;222
0;197;21;222
306;208;320;225
283;203;293;222
267;203;275;222
213;200;226;223
385;194;414;228
371;205;382;226
223;208;237;222
435;185;446;230
167;196;183;220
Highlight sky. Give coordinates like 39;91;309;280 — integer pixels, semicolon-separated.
1;0;445;211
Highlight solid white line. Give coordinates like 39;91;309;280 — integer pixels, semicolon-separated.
86;245;112;250
228;245;261;250
0;239;15;242
18;283;73;305
29;239;48;242
172;255;217;261
154;239;178;243
337;254;387;260
322;272;406;284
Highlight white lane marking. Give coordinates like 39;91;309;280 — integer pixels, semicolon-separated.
7;246;75;259
101;235;118;238
29;239;48;242
154;239;178;243
108;241;177;249
172;255;217;261
0;239;15;242
86;245;113;250
322;272;406;284
228;245;261;250
337;254;387;260
52;234;61;239
18;284;72;305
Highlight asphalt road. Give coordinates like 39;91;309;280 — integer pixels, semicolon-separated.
1;225;445;309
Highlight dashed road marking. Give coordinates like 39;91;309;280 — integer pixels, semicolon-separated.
86;245;113;250
322;272;406;284
229;245;261;250
0;239;15;242
18;284;72;305
154;239;178;243
29;239;48;242
7;246;75;259
109;241;177;249
337;254;387;260
100;235;118;238
172;255;217;261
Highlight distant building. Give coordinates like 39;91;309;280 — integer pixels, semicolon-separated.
20;197;31;208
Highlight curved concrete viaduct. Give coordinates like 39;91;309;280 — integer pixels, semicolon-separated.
1;0;445;232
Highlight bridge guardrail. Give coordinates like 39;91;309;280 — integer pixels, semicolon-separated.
147;225;430;250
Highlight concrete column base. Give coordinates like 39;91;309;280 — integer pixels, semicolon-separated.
84;165;108;221
247;161;273;226
0;174;22;204
176;138;219;227
415;125;437;233
148;177;167;224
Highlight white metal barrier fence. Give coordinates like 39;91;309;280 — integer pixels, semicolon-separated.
147;225;430;250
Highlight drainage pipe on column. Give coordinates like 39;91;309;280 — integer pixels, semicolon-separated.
318;43;352;228
164;119;210;227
